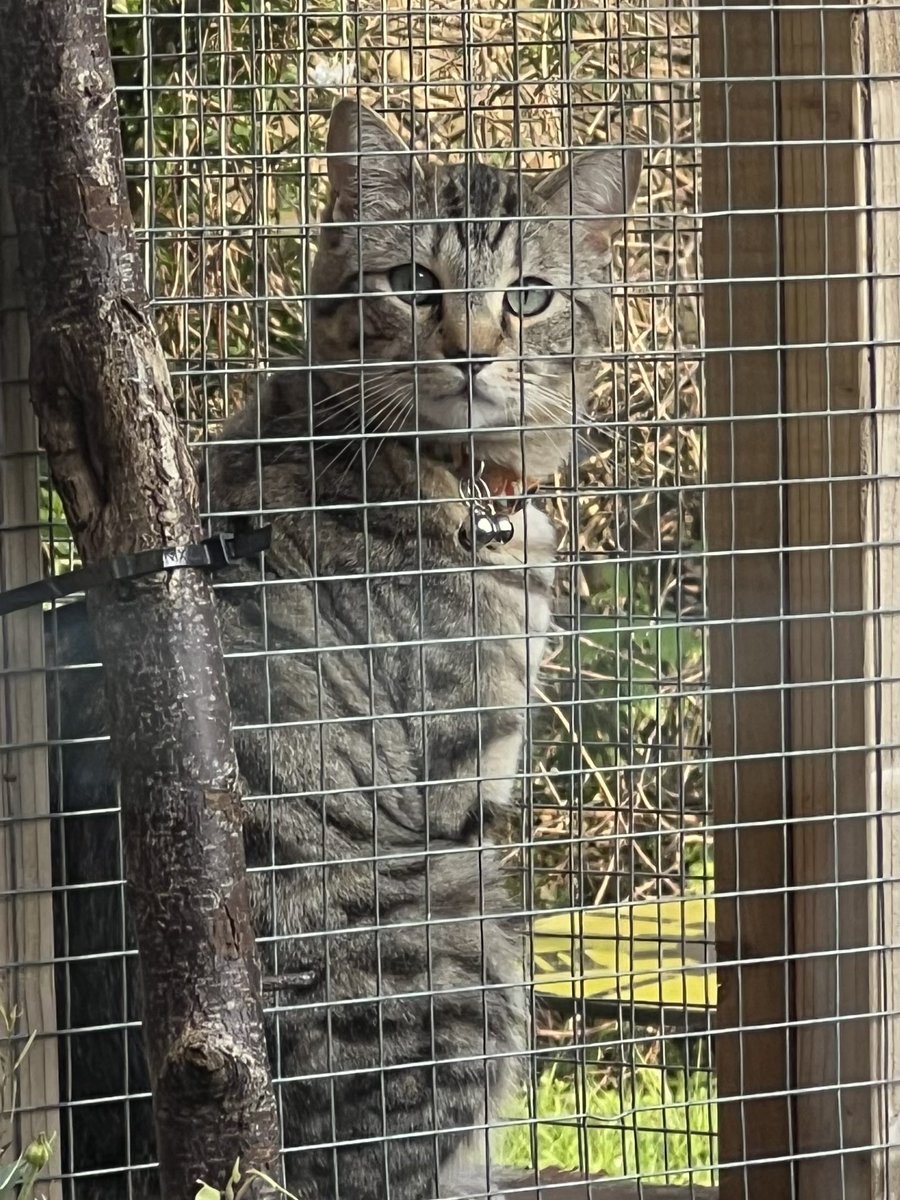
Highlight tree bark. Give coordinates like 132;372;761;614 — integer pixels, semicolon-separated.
0;2;281;1196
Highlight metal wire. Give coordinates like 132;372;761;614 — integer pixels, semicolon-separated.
1;3;897;1200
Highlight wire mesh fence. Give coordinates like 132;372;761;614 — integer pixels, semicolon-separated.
0;1;897;1199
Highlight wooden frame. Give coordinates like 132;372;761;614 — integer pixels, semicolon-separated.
0;171;62;1197
700;2;900;1197
1;3;897;1197
865;14;900;1192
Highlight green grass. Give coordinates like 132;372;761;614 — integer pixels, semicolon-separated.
195;1062;717;1198
496;1065;717;1187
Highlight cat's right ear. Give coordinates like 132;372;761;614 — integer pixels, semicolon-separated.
535;141;643;259
325;100;420;222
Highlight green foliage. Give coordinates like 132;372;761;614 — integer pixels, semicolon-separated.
579;567;704;757
0;1136;55;1200
192;1064;717;1198
529;547;708;908
0;1000;55;1200
195;1157;299;1200
497;1064;717;1187
38;477;80;575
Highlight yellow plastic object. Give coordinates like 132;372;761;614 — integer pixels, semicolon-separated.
532;895;717;1013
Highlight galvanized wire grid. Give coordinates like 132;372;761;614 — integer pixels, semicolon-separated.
110;1;711;1193
10;0;711;1196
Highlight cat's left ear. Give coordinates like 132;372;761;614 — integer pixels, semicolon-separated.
536;143;643;258
325;99;422;222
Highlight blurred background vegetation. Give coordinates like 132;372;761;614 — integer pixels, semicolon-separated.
36;0;713;1188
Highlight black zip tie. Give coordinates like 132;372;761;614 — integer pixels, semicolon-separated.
0;526;273;618
261;969;319;994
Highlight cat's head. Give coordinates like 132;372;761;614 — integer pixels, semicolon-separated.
309;100;641;484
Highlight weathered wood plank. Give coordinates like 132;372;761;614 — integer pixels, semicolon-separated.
0;168;62;1200
864;11;900;1191
701;2;900;1197
777;3;893;1195
698;5;794;1197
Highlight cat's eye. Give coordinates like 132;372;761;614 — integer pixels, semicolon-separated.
504;277;554;318
388;263;441;306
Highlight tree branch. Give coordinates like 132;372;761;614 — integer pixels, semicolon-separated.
0;2;281;1195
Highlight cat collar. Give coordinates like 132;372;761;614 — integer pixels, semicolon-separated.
457;458;533;550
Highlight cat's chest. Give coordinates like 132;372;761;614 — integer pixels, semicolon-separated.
394;501;556;641
260;499;557;653
471;502;557;637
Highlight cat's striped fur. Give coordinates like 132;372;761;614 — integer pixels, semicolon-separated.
51;100;640;1200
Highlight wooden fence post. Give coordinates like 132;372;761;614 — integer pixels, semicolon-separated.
0;168;63;1200
700;3;900;1197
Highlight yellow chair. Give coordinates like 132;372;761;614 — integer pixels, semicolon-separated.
532;895;717;1024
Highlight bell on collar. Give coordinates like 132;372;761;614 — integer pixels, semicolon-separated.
459;507;515;550
457;458;518;550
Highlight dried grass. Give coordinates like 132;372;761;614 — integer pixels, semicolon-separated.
103;0;710;1034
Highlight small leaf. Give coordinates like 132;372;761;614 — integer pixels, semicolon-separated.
13;1029;37;1073
241;1169;301;1199
0;1153;27;1194
224;1156;242;1200
194;1185;222;1200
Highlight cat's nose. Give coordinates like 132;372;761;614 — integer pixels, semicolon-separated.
465;353;489;377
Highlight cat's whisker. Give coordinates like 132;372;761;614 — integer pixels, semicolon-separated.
341;394;413;492
328;393;407;494
309;396;364;426
315;394;360;418
522;393;566;431
328;439;365;496
372;391;414;436
267;393;382;467
267;391;389;468
312;433;362;483
259;385;366;453
301;381;409;454
525;386;597;462
335;404;403;494
316;387;411;490
318;382;409;428
524;363;564;382
309;388;361;414
517;395;595;477
264;381;366;423
357;408;409;495
311;375;399;410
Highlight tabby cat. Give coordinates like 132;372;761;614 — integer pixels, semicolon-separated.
51;100;640;1200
